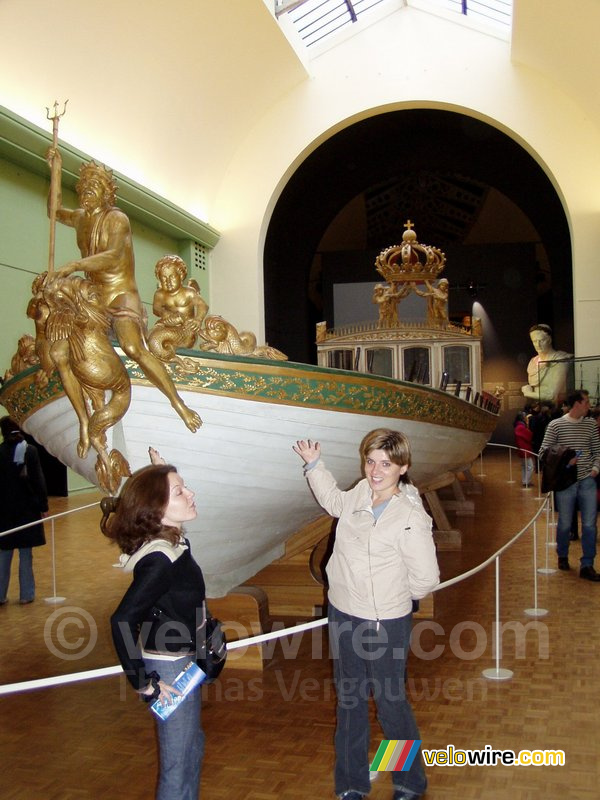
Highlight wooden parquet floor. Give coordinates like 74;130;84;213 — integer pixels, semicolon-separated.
1;449;599;799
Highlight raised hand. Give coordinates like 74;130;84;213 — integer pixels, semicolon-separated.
148;446;166;465
293;439;321;464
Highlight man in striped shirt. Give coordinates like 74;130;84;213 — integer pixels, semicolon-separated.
540;390;600;580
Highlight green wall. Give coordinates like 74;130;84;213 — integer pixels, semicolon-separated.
0;106;219;492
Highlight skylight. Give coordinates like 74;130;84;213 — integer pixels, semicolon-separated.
275;0;393;48
275;0;512;49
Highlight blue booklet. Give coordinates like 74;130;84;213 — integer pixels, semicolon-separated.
150;661;206;720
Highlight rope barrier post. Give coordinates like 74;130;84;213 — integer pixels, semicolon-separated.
549;490;557;527
482;556;513;681
525;519;548;617
539;495;556;574
535;454;543;499
507;447;515;484
44;517;66;605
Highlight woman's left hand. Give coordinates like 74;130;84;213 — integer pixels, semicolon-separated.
140;679;181;705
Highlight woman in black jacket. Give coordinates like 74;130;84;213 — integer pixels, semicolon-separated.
101;461;206;800
0;416;48;605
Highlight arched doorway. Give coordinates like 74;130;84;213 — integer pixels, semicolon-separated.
264;108;572;384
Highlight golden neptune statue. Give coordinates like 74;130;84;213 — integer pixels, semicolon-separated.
46;148;202;435
5;109;286;492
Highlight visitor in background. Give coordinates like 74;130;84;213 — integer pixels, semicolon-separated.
0;416;48;605
514;411;534;488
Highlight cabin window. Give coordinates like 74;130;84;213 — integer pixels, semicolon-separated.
365;348;393;378
327;349;355;370
403;347;431;384
443;346;471;384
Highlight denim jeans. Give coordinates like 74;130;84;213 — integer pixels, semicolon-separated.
521;457;534;487
328;604;427;798
555;476;598;567
0;548;35;602
144;655;204;800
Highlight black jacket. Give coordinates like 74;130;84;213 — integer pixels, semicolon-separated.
540;444;577;493
0;440;48;550
111;541;206;690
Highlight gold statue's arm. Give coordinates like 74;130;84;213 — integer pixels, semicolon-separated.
46;146;77;227
56;211;130;277
411;280;431;298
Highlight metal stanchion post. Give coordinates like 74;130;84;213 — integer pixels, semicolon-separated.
526;520;549;616
507;447;515;484
44;517;66;604
482;556;513;681
539;496;556;573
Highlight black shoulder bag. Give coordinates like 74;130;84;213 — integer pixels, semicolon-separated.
196;606;228;683
150;601;227;684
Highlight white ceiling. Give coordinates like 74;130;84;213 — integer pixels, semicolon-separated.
0;0;598;226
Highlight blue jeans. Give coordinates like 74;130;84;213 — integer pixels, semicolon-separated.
328;604;426;798
555;476;598;567
0;548;35;602
144;655;204;800
521;457;534;486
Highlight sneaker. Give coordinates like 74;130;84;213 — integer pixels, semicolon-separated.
579;566;600;582
339;793;365;800
393;790;421;800
558;557;570;571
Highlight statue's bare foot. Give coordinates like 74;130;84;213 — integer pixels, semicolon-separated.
77;427;90;458
179;405;202;432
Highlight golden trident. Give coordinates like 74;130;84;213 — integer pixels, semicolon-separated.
46;99;68;275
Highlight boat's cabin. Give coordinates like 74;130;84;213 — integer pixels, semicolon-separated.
316;321;484;403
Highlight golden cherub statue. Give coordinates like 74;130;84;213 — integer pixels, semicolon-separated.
3;334;39;383
412;278;449;325
372;282;411;328
148;255;209;362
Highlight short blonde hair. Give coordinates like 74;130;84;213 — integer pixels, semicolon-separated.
359;428;411;483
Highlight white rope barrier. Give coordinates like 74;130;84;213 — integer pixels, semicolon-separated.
0;617;328;696
0;448;554;696
0;500;102;538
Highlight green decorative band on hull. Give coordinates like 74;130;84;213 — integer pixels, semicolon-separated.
1;352;497;434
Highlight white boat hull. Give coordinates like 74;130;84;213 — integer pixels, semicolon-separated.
1;352;496;596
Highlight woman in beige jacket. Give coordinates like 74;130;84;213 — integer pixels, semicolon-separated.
294;429;439;800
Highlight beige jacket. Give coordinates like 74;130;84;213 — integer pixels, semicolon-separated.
306;460;439;620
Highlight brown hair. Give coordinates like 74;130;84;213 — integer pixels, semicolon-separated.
101;464;182;554
529;324;552;336
359;428;412;484
0;416;21;439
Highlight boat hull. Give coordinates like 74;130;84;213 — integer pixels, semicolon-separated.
0;351;497;596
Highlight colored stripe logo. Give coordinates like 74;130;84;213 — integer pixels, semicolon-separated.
369;740;422;772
